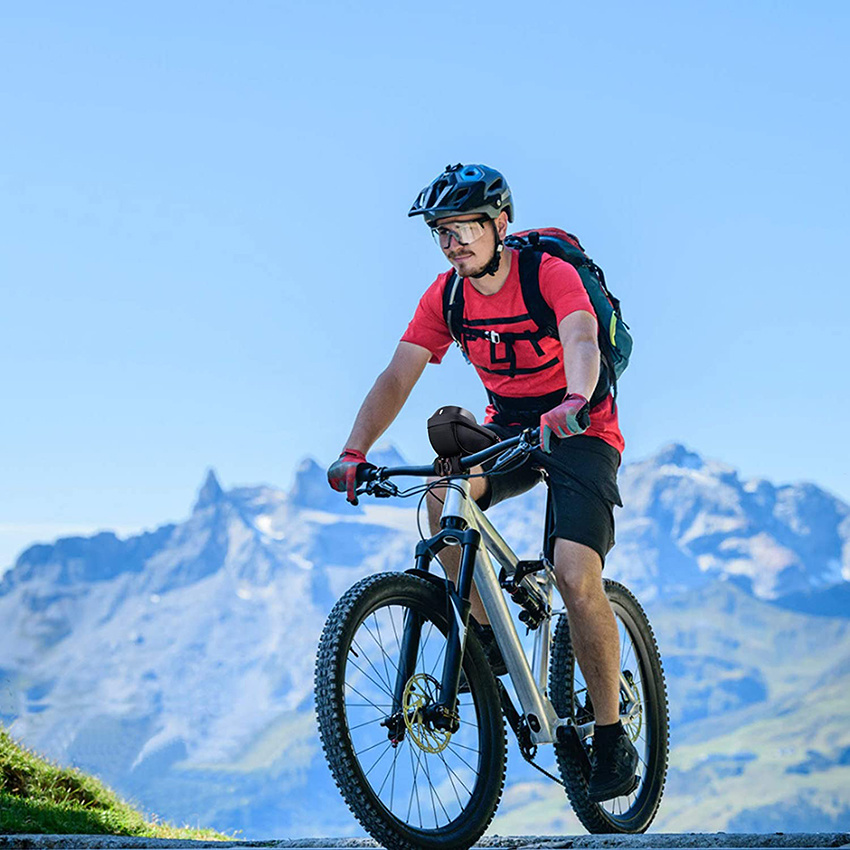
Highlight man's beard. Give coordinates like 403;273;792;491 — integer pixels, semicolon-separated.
452;258;487;277
451;253;490;277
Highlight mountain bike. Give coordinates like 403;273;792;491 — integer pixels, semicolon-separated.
315;411;668;850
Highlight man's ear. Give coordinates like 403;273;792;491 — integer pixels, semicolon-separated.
495;211;509;240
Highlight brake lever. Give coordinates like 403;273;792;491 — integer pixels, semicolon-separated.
357;479;400;500
489;433;535;472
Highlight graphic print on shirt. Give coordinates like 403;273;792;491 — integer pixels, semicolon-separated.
400;250;625;452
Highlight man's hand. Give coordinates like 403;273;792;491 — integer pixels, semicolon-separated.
327;449;376;505
539;393;591;453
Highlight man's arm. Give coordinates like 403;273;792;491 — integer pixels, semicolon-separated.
558;310;600;398
539;310;600;452
343;341;432;454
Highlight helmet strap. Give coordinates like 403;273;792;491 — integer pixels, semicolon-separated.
470;222;504;278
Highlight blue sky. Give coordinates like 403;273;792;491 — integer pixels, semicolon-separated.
2;1;848;569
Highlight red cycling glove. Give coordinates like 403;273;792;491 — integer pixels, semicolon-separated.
539;393;591;453
327;449;374;505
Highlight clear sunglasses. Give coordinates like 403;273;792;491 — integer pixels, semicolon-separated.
429;218;489;249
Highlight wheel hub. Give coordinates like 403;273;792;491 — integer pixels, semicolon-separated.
621;669;643;741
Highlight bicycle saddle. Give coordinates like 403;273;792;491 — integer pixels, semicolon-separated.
427;406;500;458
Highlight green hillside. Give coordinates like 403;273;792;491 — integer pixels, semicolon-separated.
0;726;227;838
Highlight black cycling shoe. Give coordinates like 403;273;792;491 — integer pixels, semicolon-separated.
472;623;508;677
588;728;639;802
458;623;508;693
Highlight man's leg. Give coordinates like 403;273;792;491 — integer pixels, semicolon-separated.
552;538;621;724
553;536;638;800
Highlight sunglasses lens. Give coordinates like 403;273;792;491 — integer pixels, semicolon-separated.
430;220;486;248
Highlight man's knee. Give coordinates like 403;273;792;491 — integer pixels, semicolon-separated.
553;538;604;608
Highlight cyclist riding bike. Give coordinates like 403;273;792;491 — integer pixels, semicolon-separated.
327;162;637;802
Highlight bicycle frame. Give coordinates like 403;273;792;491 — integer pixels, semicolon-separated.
386;472;567;747
387;474;644;749
440;476;564;745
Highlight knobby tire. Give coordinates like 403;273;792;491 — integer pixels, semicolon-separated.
549;578;669;833
314;572;507;850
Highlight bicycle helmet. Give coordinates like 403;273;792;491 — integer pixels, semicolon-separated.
408;163;514;225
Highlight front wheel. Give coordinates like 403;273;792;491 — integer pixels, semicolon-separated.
549;579;669;833
314;572;507;850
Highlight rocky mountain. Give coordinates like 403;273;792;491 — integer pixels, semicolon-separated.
610;444;849;600
0;443;848;836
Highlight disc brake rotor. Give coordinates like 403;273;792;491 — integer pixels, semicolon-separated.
402;673;452;754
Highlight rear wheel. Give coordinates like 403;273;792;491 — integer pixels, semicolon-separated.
549;579;668;833
315;572;507;850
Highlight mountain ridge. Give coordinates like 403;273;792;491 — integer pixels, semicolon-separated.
1;440;849;835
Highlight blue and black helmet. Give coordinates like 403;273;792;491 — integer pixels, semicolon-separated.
408;163;514;225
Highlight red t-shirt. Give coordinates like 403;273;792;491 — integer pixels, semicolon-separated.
401;249;624;453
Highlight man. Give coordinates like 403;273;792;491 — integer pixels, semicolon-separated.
326;163;637;802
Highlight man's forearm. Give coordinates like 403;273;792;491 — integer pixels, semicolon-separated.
344;369;415;455
564;338;600;401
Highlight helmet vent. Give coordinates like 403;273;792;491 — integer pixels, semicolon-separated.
408;163;512;223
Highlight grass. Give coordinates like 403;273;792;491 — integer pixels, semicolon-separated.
0;726;229;838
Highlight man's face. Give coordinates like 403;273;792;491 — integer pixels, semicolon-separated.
431;213;498;278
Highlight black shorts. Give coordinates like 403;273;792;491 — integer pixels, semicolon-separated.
477;427;623;565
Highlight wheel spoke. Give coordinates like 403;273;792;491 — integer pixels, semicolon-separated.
436;749;476;797
363;738;393;778
355;737;390;760
346;658;395;702
351;634;397;698
344;682;392;714
376;744;401;798
420;744;451;825
356;619;403;688
408;739;425;828
371;612;393;690
444;743;479;777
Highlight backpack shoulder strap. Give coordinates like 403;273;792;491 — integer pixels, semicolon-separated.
442;270;465;349
516;248;558;339
517;244;616;409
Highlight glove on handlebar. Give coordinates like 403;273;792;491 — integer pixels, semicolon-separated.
327;449;376;505
539;393;591;454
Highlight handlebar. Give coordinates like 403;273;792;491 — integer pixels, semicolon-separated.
356;426;541;497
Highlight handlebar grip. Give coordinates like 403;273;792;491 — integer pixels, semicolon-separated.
356;463;379;484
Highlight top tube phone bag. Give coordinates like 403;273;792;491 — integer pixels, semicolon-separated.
427;406;500;461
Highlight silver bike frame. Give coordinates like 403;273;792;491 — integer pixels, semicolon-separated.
440;472;642;745
441;477;565;745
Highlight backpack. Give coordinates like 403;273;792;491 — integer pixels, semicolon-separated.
441;228;632;410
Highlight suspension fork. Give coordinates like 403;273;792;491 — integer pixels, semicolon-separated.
436;526;479;717
388;524;480;730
